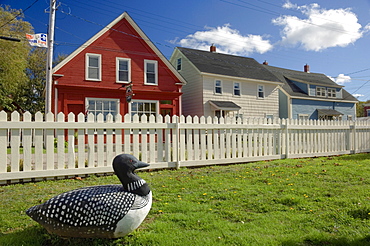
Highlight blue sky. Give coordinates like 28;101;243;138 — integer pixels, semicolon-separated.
3;0;370;101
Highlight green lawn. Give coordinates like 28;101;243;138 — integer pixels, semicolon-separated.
1;153;370;246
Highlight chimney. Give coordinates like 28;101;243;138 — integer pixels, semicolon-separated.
210;44;216;53
304;64;310;73
262;60;268;65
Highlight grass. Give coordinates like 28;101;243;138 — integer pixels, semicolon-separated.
1;153;370;246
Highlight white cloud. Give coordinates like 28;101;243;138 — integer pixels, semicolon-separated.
335;74;352;84
352;93;364;98
176;24;273;56
273;1;368;51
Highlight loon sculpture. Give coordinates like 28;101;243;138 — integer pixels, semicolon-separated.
26;154;152;238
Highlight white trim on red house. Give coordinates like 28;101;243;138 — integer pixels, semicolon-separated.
53;12;186;85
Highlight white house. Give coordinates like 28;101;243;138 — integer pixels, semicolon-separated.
170;45;283;119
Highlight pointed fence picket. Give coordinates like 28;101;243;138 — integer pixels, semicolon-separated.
0;110;369;184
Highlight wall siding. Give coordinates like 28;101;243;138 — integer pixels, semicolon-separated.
53;16;183;117
202;76;280;118
170;53;204;117
279;90;289;119
291;98;356;119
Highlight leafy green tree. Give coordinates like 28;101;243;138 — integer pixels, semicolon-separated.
0;5;33;112
20;47;47;114
356;101;364;117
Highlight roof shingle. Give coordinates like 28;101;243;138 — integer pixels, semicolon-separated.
177;47;281;83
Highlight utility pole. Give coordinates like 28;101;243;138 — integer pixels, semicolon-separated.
45;0;57;114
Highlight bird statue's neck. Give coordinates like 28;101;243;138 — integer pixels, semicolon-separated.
119;172;150;196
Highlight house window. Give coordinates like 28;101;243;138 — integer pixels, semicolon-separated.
258;85;264;98
144;60;158;85
347;115;353;121
130;100;158;119
234;82;241;96
86;53;101;81
367;109;370;117
116;58;130;83
215;80;222;94
236;114;243;121
316;87;326;97
327;88;336;98
177;58;182;71
86;98;119;121
298;114;309;120
215;110;225;119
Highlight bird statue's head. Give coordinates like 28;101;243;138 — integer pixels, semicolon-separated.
113;154;149;174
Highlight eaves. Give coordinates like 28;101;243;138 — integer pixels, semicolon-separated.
290;95;357;104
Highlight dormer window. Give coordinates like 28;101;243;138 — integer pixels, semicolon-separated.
328;88;336;98
177;58;182;71
316;87;326;97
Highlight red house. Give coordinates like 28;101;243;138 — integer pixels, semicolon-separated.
52;12;186;120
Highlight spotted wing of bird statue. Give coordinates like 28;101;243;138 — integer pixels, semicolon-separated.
26;154;152;238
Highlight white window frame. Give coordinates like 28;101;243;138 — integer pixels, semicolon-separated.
177;58;182;71
129;100;159;119
85;97;120;122
233;82;241;96
257;85;264;99
86;53;101;81
144;60;158;85
298;114;309;120
214;80;222;95
316;87;326;97
327;88;336;98
116;57;131;83
347;115;353;121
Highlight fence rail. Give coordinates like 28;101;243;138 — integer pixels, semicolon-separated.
1;111;370;184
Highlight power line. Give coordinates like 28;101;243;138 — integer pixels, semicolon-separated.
10;1;369;100
346;67;370;76
222;0;363;36
0;0;40;29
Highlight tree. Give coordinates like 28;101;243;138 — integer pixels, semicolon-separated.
356;102;364;117
20;47;47;114
0;5;33;112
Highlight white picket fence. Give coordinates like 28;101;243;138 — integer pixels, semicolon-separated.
1;110;370;184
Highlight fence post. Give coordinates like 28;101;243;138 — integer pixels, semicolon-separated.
284;119;289;159
171;115;178;168
10;112;20;173
23;112;32;172
77;113;86;168
178;115;186;168
351;121;356;154
57;112;66;169
45;112;55;171
0;111;7;174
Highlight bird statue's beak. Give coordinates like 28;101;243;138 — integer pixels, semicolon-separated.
133;161;150;169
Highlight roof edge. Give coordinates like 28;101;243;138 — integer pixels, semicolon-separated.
54;12;128;72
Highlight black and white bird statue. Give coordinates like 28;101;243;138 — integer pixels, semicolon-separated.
26;154;152;238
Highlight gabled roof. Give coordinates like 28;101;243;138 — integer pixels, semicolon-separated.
53;12;186;84
176;47;281;83
263;65;358;102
